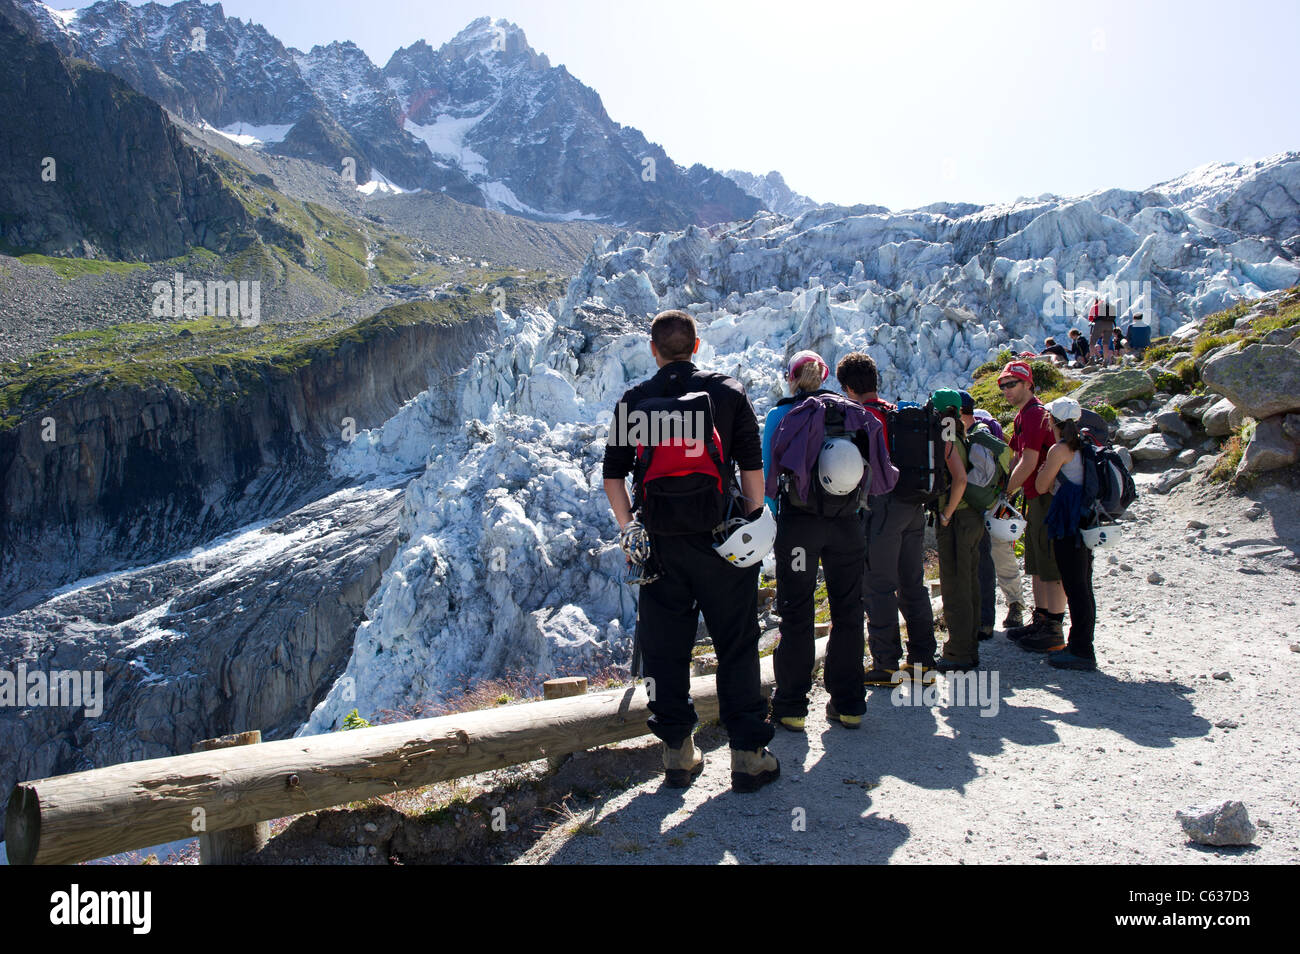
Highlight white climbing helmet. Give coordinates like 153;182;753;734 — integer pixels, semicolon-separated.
1082;523;1122;549
713;507;777;568
984;500;1026;543
817;437;865;495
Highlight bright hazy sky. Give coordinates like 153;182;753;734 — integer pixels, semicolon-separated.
57;0;1300;210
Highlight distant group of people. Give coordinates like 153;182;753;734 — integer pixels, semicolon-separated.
1039;300;1150;367
603;309;1107;793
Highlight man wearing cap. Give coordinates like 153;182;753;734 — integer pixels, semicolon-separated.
998;360;1068;649
961;393;1025;637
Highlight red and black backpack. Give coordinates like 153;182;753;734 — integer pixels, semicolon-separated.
629;379;730;535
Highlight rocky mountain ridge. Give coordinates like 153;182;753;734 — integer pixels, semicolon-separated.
15;1;764;229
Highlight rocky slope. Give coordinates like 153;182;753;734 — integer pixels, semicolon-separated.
725;169;822;217
0;479;405;844
16;1;764;229
0;299;498;610
0;14;250;259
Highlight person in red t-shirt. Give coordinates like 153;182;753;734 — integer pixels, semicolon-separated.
998;360;1067;648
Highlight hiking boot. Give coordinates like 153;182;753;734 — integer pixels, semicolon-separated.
662;736;704;788
730;747;780;793
864;666;902;687
825;701;862;729
1002;601;1026;630
977;626;995;641
1049;649;1098;671
902;661;938;684
1005;607;1047;642
777;715;806;732
935;656;978;673
1019;617;1066;653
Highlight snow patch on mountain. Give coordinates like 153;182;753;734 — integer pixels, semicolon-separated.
208;121;295;146
405;113;490;177
357;168;410;196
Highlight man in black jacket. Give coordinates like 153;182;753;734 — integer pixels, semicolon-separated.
603;310;779;793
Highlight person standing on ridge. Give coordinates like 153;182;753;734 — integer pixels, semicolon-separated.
837;353;937;687
999;360;1068;651
603;310;780;793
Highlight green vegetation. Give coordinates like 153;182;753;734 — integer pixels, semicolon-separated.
0;293;493;431
1089;402;1118;423
16;254;149;279
340;709;372;731
1204;299;1252;335
971;349;1015;381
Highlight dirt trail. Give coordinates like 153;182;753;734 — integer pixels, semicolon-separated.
516;472;1300;865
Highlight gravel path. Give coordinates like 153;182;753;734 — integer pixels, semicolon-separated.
516;472;1300;865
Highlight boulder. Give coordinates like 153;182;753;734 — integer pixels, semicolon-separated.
1115;420;1155;445
1154;410;1193;441
1177;393;1216;423
1284;414;1300;443
1176;801;1257;847
1068;368;1156;407
1195;340;1244;372
1261;326;1297;346
1239;415;1300;474
1153;469;1192;494
1201;344;1300;420
1132;433;1180;461
1175;448;1199;467
1202;397;1244;437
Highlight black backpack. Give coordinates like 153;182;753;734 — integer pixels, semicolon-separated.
628;382;730;536
1086;441;1137;520
867;399;948;507
779;393;872;519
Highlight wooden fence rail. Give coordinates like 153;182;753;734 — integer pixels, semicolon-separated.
6;638;825;865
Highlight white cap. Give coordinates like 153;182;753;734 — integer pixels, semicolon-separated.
1046;396;1082;423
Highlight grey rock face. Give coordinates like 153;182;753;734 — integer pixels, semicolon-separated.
1132;433;1180;461
0;484;404;843
1;311;495;610
1116;420;1156;445
1239;414;1300;474
1202;344;1300;420
1114;445;1134;472
1153;469;1191;494
1155;410;1193;441
0;18;251;259
1175;800;1257;846
1202;397;1245;437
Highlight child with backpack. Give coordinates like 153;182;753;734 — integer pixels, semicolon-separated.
1034;397;1098;670
931;389;987;672
764;351;898;729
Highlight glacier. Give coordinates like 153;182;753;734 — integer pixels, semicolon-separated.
301;151;1300;734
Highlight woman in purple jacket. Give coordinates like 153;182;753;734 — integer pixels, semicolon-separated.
764;351;897;732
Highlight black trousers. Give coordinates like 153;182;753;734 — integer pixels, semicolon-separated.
864;493;936;667
637;533;775;751
772;509;867;718
1052;533;1096;659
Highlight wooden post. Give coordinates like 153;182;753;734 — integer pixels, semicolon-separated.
6;639;828;866
192;731;270;864
542;677;588;701
542;677;588;769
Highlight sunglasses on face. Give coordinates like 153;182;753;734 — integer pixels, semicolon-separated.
998;380;1021;390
